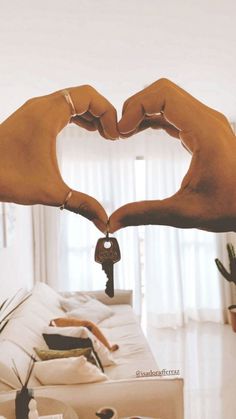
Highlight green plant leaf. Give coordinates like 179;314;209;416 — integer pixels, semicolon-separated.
0;299;8;312
0;319;9;333
215;258;231;281
215;243;236;285
0;288;24;318
0;292;31;333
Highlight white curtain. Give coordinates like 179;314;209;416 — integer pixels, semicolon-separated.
32;125;235;326
57;126;142;314
32;205;60;289
143;133;231;327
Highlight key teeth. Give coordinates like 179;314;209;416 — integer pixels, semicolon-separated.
105;280;114;298
103;266;110;282
101;263;114;298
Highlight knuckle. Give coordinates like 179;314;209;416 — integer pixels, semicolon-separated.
76;202;95;220
126;97;139;110
24;97;39;107
156;78;173;89
213;110;230;125
122;98;132;112
82;84;96;94
104;102;116;114
122;100;128;113
156;78;174;92
21;97;44;123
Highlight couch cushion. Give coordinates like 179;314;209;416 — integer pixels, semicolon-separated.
98;304;138;328
61;296;114;324
32;282;63;309
43;326;115;367
0;283;64;343
104;325;157;380
0;283;64;390
0;340;40;390
34;356;108;385
99;305;158;381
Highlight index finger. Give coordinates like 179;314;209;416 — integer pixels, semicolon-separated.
118;78;212;137
48;85;119;140
71;86;119;140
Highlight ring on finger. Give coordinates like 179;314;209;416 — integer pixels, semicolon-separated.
61;89;77;120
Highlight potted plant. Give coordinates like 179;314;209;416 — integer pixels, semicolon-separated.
215;243;236;332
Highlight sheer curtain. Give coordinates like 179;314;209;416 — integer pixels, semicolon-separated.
32;125;235;326
32;205;60;288
57;125;142;314
143;132;227;328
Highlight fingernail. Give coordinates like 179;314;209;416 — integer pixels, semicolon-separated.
119;128;136;135
119;130;130;135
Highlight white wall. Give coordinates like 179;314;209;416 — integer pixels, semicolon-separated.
0;206;34;302
0;0;236;122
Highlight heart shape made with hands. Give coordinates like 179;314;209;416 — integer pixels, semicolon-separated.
1;79;236;234
69;79;236;234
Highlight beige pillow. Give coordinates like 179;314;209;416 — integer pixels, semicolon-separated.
34;356;108;385
60;295;113;323
34;347;95;363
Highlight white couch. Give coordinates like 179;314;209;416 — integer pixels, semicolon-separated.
0;283;184;418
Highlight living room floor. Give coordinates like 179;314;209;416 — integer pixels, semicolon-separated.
144;321;236;419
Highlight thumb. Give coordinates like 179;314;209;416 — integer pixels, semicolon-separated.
62;190;108;233
109;191;204;233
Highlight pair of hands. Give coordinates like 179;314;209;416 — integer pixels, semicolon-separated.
0;78;236;234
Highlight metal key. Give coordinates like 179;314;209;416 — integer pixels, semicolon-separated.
94;234;121;298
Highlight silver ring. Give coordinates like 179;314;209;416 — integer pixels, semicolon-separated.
61;89;77;118
60;190;73;210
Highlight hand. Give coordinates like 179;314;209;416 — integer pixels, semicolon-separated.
109;78;236;233
0;85;119;232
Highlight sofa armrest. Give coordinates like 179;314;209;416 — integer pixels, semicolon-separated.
37;377;184;419
60;289;133;306
0;377;184;419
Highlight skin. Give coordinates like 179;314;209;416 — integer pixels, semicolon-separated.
50;317;119;352
109;78;236;233
1;79;236;234
0;85;119;233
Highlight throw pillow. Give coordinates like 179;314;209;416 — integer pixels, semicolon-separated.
42;334;103;372
43;326;115;367
34;356;108;385
60;294;89;310
49;317;119;352
33;347;95;364
60;295;113;324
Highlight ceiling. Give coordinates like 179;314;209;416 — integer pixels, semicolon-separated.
0;0;236;123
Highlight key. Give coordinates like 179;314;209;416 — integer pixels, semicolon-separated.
95;234;121;298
